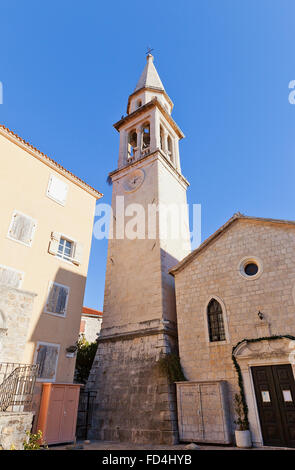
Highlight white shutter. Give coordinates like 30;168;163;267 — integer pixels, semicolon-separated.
73;242;83;265
48;232;60;255
9;212;36;246
0;266;22;288
47;175;68;205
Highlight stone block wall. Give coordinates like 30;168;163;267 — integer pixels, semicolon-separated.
0;412;33;450
0;284;36;364
87;330;179;445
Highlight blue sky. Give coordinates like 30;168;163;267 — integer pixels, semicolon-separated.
1;0;295;310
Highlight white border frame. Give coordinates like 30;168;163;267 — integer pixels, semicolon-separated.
34;341;60;383
44;281;70;318
7;210;37;248
204;294;230;345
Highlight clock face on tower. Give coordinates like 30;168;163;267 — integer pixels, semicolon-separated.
123;169;145;193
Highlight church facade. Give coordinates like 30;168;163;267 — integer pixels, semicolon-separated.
171;213;295;448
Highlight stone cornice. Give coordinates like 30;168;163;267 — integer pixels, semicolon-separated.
98;325;178;343
113;98;184;139
127;86;174;114
109;150;189;189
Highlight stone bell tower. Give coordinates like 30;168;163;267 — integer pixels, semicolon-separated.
87;54;191;444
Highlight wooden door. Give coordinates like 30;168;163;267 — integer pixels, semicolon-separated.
60;386;80;443
45;385;65;444
252;365;295;447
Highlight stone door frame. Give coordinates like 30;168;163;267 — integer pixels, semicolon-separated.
234;337;295;447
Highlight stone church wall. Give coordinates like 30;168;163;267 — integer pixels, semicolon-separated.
174;218;295;444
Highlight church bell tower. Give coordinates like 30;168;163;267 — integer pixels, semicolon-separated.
87;54;191;444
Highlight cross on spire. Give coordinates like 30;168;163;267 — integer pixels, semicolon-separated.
146;46;154;55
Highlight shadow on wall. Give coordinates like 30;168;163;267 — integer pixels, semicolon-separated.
28;266;86;430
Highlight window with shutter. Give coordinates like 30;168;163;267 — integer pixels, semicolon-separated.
57;237;74;261
8;211;36;246
46;175;68;205
35;342;60;381
45;282;69;317
0;265;23;288
49;231;83;265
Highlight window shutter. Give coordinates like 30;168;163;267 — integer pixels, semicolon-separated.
46;282;69;315
48;232;60;255
0;266;22;288
46;283;60;313
73;242;83;265
9;213;36;245
47;175;68;205
36;344;59;380
56;286;68;314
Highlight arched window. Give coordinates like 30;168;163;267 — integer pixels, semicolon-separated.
207;298;226;342
136;99;142;108
128;130;137;160
167;135;173;162
142;123;150;150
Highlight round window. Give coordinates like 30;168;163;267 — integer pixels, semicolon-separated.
244;262;258;276
239;256;263;280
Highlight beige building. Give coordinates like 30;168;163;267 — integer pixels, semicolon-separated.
0;124;102;425
80;307;103;343
170;213;295;448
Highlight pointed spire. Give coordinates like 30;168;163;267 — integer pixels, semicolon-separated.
134;54;165;92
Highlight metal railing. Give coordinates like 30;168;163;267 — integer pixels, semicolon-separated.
0;363;39;412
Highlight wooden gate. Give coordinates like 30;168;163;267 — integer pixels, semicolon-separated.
176;381;231;444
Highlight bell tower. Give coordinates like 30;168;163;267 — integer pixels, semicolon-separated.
87;55;191;445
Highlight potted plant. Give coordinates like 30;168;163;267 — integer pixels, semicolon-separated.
234;393;252;448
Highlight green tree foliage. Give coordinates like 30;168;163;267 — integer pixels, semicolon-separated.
75;336;98;384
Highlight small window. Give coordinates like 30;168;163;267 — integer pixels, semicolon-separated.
47;175;68;206
8;211;36;247
167;135;173;161
142;123;150;150
207;298;226;342
160;125;164;151
57;237;74;261
0;265;23;289
239;257;262;280
48;232;83;266
35;342;59;382
244;262;258;276
128;130;137;160
45;282;69;317
136;99;142;108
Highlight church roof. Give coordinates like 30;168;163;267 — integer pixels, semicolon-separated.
169;212;295;276
134;54;165;92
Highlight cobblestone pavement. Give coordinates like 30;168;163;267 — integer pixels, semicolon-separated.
49;440;291;451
